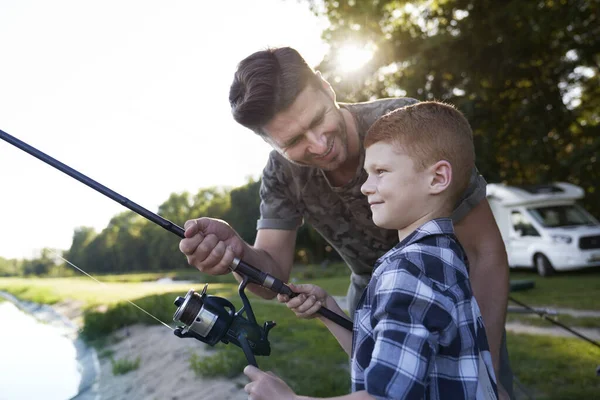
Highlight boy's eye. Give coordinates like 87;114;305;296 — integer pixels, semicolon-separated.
376;169;386;175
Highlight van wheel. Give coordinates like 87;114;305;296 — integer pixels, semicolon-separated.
535;254;555;277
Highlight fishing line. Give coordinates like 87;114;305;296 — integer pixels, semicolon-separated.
50;250;174;331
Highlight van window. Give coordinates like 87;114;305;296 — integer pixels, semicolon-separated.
528;205;596;227
511;211;540;236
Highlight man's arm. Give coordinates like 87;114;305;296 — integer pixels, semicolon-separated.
454;199;509;374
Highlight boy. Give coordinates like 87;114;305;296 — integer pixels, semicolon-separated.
243;101;498;400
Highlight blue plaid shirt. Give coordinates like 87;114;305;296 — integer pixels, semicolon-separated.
351;218;498;400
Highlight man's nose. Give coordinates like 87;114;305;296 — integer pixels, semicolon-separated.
305;130;328;155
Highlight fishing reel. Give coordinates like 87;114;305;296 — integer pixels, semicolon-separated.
172;276;276;367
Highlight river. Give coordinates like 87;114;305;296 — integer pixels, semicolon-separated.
0;300;86;400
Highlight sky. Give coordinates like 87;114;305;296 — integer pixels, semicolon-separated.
0;0;331;260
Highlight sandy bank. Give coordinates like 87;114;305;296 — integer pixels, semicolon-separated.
94;324;248;400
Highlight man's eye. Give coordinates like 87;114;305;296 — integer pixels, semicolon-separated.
376;169;386;175
285;137;301;148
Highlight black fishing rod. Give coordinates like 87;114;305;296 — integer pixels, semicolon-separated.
0;128;353;332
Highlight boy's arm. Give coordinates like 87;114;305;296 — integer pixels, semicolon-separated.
280;283;354;355
317;295;354;355
455;199;509;374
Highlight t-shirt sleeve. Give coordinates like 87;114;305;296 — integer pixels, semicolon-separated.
451;167;487;223
364;262;455;399
256;151;303;231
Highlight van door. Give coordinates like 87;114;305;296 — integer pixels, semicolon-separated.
508;210;543;267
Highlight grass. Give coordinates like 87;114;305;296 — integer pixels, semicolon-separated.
111;356;141;375
506;313;600;329
508;269;600;310
507;333;600;399
0;277;239;308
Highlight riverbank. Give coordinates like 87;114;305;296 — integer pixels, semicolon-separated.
93;324;247;400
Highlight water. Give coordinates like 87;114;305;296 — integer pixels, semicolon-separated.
0;301;81;400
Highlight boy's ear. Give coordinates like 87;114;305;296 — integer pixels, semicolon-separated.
428;160;452;194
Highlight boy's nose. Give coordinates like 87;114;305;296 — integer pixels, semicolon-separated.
361;178;374;195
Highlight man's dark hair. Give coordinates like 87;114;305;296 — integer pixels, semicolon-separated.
229;47;320;136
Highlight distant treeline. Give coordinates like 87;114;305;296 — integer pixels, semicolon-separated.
0;178;340;277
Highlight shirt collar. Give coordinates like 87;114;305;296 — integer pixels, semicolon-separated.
397;218;455;248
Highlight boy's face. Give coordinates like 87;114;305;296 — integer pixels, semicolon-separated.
361;141;430;231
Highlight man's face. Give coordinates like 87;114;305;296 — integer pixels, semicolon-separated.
262;85;349;171
361;142;429;231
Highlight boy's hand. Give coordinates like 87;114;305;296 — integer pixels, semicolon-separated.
277;283;328;319
244;365;297;400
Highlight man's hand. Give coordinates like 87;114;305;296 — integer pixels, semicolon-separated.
244;365;297;400
179;217;245;275
277;283;329;319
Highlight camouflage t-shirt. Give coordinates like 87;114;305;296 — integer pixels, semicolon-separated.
257;98;487;314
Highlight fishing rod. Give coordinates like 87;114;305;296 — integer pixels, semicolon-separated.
0;128;353;365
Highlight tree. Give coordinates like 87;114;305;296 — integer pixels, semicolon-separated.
226;178;261;244
309;0;600;217
0;256;21;276
21;248;59;276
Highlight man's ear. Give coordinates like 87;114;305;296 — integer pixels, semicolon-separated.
316;70;336;102
429;160;452;194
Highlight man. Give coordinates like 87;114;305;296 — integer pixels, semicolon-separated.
179;47;513;398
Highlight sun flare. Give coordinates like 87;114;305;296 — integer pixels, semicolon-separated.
336;44;374;73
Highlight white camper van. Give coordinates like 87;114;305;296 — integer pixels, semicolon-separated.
487;182;600;276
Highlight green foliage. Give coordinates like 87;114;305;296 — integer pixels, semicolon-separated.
81;293;180;341
0;257;21;277
312;0;600;218
111;356;141;375
0;283;62;305
190;347;247;378
98;349;116;359
226;178;261;244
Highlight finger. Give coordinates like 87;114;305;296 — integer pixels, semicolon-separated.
295;295;317;314
200;239;227;267
207;243;236;274
244;382;254;394
276;294;290;303
178;234;203;256
194;233;219;262
183;219;199;238
243;365;263;381
289;283;315;295
285;293;308;309
297;299;323;318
